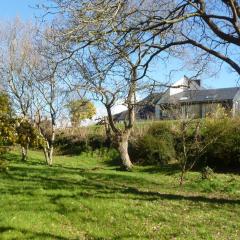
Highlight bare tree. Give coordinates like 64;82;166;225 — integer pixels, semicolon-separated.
40;0;194;170
58;31;180;170
69;47;145;170
42;0;240;80
32;29;68;166
0;18;38;161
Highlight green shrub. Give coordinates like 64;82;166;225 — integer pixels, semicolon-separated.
201;166;214;180
129;122;175;165
0;93;15;155
199;118;240;170
55;130;110;155
55;135;90;155
16;119;40;148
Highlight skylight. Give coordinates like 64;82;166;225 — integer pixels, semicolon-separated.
205;96;214;99
179;97;188;100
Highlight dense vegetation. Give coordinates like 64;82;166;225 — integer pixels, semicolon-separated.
0;149;239;240
55;117;240;172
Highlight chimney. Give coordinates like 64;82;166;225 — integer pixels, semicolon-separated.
184;75;201;89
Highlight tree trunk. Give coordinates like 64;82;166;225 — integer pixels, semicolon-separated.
21;145;28;161
117;133;133;170
179;158;187;186
42;122;55;166
105;103;134;170
43;147;50;165
43;146;53;166
179;169;185;186
48;145;54;166
48;124;55;165
104;117;111;148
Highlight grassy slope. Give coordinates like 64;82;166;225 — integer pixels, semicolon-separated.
0;150;240;240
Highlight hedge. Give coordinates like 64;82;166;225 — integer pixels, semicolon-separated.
54;118;240;171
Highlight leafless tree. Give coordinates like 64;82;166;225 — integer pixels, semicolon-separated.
40;0;196;169
32;29;69;166
68;45;156;170
0;18;38;160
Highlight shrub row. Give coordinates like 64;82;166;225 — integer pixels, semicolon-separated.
130;119;240;171
55;118;240;171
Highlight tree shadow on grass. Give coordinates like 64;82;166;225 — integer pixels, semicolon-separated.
0;162;240;239
2;152;46;167
1;163;240;206
1;152;22;162
2;154;240;240
0;226;75;240
138;164;180;175
122;187;240;205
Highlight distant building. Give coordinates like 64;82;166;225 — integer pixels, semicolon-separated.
113;93;163;122
113;76;240;121
155;76;240;119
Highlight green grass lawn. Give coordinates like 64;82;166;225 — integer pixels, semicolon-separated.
0;150;240;240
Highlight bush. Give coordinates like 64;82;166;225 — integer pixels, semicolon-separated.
130;118;240;171
129;122;175;165
55;129;110;155
0;93;15;155
55;134;90;155
16;119;40;148
199;118;240;170
201;166;214;180
0;116;15;155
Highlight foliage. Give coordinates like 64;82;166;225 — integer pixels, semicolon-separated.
38;119;52;144
16;119;39;148
55;130;109;155
0;93;15;155
0;93;12;116
129;122;175;165
54;117;240;172
0;116;16;154
199;117;240;170
67;99;96;127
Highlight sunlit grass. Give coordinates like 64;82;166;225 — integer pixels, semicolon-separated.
0;149;240;239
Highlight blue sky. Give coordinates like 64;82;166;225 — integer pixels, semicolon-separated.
0;0;41;20
0;0;239;89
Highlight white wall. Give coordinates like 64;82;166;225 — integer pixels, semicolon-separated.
169;76;202;96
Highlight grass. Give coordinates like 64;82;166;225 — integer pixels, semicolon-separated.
0;149;240;239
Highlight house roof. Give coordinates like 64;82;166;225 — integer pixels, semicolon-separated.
113;110;128;121
158;87;240;105
139;93;164;105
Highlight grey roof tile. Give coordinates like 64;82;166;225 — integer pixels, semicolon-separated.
159;87;240;104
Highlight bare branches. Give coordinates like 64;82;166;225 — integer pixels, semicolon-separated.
0;18;37;119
